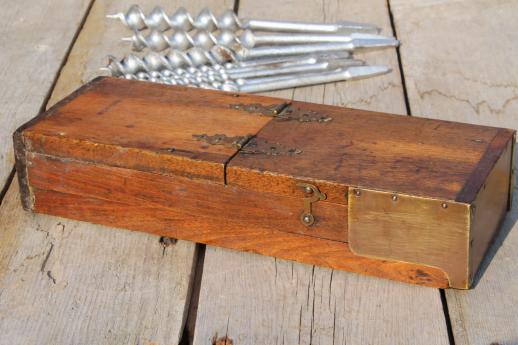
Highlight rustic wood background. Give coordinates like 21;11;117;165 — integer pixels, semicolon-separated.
0;0;516;344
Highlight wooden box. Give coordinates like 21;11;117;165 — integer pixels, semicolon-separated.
14;77;515;289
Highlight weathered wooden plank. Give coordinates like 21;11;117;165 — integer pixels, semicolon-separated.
390;0;518;130
0;0;92;190
446;189;518;345
192;1;450;344
0;0;226;344
390;1;518;343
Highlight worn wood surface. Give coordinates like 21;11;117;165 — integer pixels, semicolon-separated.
192;0;450;344
228;100;512;201
24;77;273;183
0;0;92;190
22;151;450;287
0;1;226;344
391;0;518;344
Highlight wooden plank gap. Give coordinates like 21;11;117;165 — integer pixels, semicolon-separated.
0;167;14;208
440;289;457;345
180;244;207;345
39;0;96;114
0;0;95;206
386;0;411;116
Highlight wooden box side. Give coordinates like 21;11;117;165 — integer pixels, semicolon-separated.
468;134;515;285
23;150;450;288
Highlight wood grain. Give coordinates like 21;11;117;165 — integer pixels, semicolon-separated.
23;77;274;182
27;152;349;243
228;101;508;201
391;0;518;131
192;0;450;344
0;0;92;189
390;0;518;343
0;0;228;344
24;152;450;287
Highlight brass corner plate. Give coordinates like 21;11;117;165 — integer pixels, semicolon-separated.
348;188;471;289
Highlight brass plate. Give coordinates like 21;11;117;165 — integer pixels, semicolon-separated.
348;189;470;289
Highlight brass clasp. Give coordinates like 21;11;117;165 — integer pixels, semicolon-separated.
297;183;327;226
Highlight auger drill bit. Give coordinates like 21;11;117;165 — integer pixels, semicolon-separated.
123;29;398;52
108;5;380;33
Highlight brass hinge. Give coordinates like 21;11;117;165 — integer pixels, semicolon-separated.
230;102;333;123
241;137;302;156
192;133;251;149
230;102;290;116
297;183;327;226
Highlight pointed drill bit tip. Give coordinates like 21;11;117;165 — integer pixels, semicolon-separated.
346;65;391;79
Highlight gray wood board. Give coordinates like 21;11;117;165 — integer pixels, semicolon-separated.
0;0;92;191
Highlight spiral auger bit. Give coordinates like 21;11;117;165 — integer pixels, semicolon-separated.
107;5;380;33
123;29;398;53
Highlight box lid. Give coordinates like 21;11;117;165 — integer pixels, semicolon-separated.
18;77;278;183
19;77;513;201
227;99;513;205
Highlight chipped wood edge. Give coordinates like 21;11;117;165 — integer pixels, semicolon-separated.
12;77;107;211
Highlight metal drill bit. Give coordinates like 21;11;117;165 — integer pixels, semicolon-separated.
123;29;398;52
104;52;364;82
225;59;364;79
105;57;390;93
108;5;380;33
104;48;237;76
233;51;351;67
104;51;358;76
237;66;391;92
231;38;399;61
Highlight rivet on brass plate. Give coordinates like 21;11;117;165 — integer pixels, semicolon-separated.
442;202;448;209
354;189;361;197
392;194;398;201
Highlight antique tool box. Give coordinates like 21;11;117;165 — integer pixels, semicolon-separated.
14;77;515;289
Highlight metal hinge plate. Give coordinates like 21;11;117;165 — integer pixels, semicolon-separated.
297;183;327;226
230;102;333;123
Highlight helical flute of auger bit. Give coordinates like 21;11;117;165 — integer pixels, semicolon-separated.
125;29;397;53
107;5;241;32
124;29;248;52
104;54;230;80
123;70;235;91
105;48;236;76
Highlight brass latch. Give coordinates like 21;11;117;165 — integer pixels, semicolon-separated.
297;183;327;226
